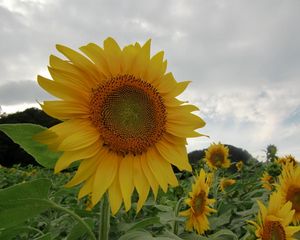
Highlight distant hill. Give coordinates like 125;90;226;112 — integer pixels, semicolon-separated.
188;144;258;168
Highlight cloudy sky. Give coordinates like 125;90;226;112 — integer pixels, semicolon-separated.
1;0;299;160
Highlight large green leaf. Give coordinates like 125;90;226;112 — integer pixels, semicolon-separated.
0;179;53;228
0;123;61;168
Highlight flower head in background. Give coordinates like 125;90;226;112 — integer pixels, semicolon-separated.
220;178;236;192
249;191;300;240
277;163;300;224
236;161;243;171
261;172;274;191
204;143;230;170
35;37;205;214
180;168;216;234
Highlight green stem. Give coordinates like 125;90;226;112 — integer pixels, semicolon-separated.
173;197;185;235
98;193;110;240
213;169;220;204
50;201;97;240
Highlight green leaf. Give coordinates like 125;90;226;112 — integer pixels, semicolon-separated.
0;226;35;240
209;210;232;230
0;123;61;168
0;179;53;228
34;233;52;240
119;217;161;232
67;218;93;240
209;229;238;240
118;230;154;240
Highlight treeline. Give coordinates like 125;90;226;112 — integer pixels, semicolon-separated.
0;108;256;168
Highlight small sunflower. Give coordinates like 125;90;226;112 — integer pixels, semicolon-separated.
35;38;205;214
204;143;230;170
180;169;216;235
236;161;243;171
277;163;300;224
261;172;275;191
220;178;236;192
249;191;300;240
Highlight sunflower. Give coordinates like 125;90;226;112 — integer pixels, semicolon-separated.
277;163;300;224
261;172;275;191
249;191;300;240
236;161;243;171
220;178;236;192
277;155;298;167
35;38;205;214
204;143;230;170
180;169;216;234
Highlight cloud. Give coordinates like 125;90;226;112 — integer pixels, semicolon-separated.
0;80;52;105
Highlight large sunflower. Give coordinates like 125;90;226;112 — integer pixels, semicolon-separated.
204;143;230;170
249;191;300;240
35;38;205;214
277;163;300;224
180;169;216;234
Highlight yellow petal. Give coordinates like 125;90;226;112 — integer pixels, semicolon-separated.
54;143;101;173
140;153;159;199
48;66;92;91
164;81;191;98
37;75;89;102
130;39;151;77
56;44;99;83
33;129;59;146
143;51;165;84
58;128;100;151
166;122;202;138
167;108;205;129
78;175;94;199
91;151;119;206
41;100;89;120
103;37;122;75
155;138;192;171
79;43;111;77
257;200;267;221
119;154;134;211
109;171;123;215
158;72;178;94
133;155;150;212
146;148;170;192
65;156;99;187
121;44;138;74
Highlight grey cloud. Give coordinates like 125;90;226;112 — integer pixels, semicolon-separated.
0;80;52;105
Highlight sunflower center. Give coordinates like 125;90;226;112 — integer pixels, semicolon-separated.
193;191;206;215
89;74;166;156
211;152;224;166
262;221;286;240
286;186;300;212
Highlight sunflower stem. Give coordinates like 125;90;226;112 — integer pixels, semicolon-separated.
173;197;185;235
98;192;110;240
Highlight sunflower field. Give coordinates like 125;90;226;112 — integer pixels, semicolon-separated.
1;38;300;240
1;124;300;239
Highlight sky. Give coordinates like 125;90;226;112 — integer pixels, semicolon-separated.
0;0;299;160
